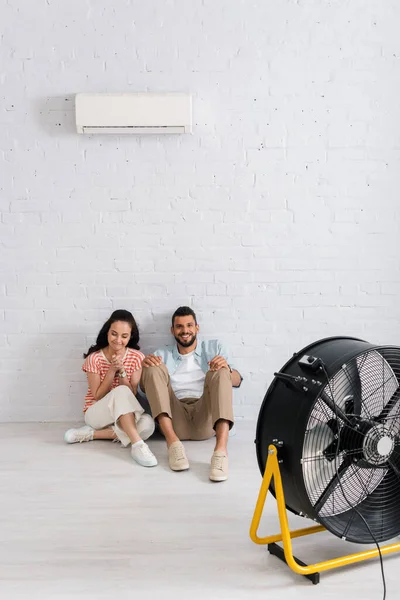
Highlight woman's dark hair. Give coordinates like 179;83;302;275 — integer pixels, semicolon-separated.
171;306;197;327
84;309;140;358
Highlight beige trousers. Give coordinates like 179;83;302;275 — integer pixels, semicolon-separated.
140;364;234;441
84;386;154;447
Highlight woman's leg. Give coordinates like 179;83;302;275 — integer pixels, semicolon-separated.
68;389;157;466
85;387;142;444
135;413;156;441
108;387;151;444
106;387;157;466
93;428;116;441
85;386;156;447
116;413;141;444
64;425;117;444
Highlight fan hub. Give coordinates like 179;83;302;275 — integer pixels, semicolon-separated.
377;435;394;456
362;424;394;466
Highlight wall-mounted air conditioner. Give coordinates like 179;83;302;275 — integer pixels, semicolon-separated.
75;92;192;135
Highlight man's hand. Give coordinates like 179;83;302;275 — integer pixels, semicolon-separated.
142;354;163;368
208;355;230;372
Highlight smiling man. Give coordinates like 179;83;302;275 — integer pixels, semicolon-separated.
140;306;242;482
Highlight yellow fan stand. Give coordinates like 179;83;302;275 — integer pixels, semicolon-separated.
250;445;400;584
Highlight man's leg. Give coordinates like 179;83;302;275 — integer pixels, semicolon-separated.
140;364;191;470
214;419;230;452
192;368;234;481
192;368;234;443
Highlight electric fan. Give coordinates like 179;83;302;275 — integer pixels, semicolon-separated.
251;336;400;583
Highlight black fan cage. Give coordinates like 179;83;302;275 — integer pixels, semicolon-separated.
255;337;400;544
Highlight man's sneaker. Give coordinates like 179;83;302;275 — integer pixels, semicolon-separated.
131;441;158;467
64;425;94;444
168;441;189;471
209;451;228;482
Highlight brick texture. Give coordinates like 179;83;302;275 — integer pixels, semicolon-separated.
1;0;400;421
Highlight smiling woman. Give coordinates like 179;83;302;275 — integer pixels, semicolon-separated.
64;309;158;468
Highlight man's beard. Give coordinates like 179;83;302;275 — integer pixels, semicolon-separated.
175;333;197;348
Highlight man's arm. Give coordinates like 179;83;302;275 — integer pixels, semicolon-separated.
230;369;242;388
142;354;162;368
142;348;166;368
218;340;242;387
208;353;243;388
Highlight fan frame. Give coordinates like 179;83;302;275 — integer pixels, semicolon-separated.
255;336;400;542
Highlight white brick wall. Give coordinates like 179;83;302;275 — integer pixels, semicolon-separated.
1;0;400;422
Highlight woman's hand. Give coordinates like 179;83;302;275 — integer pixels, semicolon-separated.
110;354;125;373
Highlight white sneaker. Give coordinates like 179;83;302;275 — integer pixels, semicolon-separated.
131;441;158;467
64;425;94;444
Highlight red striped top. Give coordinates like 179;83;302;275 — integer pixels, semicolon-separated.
82;348;145;412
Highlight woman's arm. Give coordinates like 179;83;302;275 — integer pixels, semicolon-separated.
130;368;142;395
119;367;141;395
87;366;117;401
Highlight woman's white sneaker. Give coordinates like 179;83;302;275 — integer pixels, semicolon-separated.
64;425;94;444
131;441;158;467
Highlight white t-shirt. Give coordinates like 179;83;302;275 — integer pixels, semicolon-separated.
170;350;205;400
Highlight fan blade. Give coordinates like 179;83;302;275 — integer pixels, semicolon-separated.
319;391;352;425
313;455;353;514
343;357;362;416
303;424;343;509
375;387;400;423
388;457;400;480
303;423;335;466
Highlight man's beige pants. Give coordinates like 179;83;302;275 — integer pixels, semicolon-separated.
140;364;234;440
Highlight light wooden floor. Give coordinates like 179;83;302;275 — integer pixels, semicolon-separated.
0;422;397;599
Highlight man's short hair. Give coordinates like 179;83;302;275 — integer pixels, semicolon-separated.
172;306;197;326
